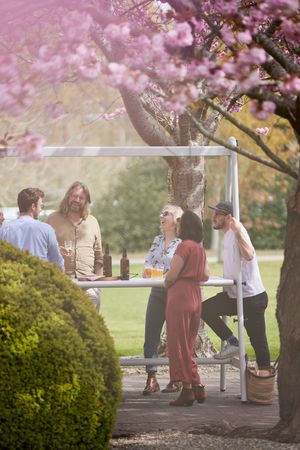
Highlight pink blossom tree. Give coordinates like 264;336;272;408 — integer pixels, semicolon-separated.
1;0;300;440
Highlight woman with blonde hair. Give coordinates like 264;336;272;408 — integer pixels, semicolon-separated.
142;204;183;396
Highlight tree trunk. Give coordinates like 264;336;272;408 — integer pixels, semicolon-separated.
165;155;205;215
275;183;300;441
164;111;210;217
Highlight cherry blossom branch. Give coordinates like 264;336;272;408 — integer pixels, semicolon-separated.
255;32;300;74
201;98;298;178
187;110;298;179
140;94;179;143
246;89;298;131
119;0;153;17
120;87;176;146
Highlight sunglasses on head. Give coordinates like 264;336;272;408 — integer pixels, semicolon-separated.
160;211;171;217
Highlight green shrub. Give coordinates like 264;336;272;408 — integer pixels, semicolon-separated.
0;241;122;450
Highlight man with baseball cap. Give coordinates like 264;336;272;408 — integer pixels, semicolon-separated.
202;201;271;369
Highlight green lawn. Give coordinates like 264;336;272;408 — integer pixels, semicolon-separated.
100;261;281;361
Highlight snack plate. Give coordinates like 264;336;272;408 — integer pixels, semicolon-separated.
77;275;121;281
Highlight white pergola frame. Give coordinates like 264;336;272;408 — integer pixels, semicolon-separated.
11;138;247;401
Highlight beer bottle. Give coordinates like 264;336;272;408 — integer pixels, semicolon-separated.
120;247;129;280
103;244;112;277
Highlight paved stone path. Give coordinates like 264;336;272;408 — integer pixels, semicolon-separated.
113;366;279;437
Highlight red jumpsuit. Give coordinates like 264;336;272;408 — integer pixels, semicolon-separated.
166;240;207;385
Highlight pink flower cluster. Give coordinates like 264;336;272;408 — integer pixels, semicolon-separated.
45;102;66;119
249;101;276;121
0;55;35;117
14;131;46;162
104;63;149;93
32;10;101;83
165;23;194;48
102;107;126;121
256;127;270;136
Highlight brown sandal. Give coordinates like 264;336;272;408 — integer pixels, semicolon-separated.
161;381;182;393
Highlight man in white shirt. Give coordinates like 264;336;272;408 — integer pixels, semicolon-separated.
202;201;271;369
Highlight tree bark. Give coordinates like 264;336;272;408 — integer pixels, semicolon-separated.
275;182;300;441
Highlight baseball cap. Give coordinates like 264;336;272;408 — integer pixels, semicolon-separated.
208;201;233;216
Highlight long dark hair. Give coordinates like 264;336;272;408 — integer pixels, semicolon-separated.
179;210;204;243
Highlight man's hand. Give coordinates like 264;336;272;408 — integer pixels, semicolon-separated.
227;216;243;234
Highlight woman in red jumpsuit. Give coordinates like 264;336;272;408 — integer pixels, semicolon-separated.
164;210;209;406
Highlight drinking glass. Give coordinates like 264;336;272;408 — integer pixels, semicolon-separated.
151;265;164;278
144;265;152;278
64;240;74;257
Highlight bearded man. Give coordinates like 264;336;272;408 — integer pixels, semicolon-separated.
47;181;103;312
201;201;271;370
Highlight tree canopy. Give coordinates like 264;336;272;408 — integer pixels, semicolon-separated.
0;0;299;179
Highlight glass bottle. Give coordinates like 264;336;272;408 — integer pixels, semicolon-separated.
120;247;129;280
103;244;112;277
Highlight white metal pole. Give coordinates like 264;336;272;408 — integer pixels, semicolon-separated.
229;136;247;402
219;153;233;391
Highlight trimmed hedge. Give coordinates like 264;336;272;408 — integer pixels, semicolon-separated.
0;241;122;450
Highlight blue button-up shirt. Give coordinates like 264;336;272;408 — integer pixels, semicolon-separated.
0;215;64;269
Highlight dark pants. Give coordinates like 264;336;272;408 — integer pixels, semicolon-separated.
144;287;167;373
201;291;270;368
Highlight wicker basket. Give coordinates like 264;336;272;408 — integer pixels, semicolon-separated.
246;362;277;405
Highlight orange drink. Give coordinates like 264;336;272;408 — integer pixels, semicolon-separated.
151;268;164;278
144;267;152;278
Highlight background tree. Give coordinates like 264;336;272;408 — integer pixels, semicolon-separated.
93;157;168;253
1;0;300;441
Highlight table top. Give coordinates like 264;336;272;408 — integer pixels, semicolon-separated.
75;276;234;289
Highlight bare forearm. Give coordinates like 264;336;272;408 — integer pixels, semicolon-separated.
229;217;255;261
202;259;210;281
235;229;254;260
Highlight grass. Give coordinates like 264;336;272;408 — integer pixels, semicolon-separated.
100;260;281;361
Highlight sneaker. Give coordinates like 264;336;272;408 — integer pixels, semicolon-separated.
214;343;239;359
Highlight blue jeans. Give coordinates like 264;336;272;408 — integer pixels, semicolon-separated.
144;287;167;373
201;291;270;368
